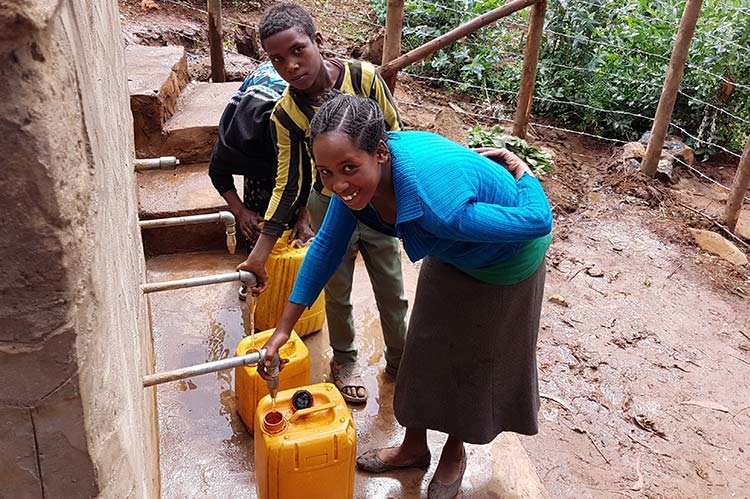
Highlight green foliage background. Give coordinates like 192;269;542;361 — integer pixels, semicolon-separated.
369;0;750;156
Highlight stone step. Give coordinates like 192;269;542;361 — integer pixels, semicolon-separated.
126;44;190;158
136;162;245;255
156;81;239;164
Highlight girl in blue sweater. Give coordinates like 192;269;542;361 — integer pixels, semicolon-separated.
259;94;553;498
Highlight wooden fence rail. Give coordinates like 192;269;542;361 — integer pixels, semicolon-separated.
641;0;702;177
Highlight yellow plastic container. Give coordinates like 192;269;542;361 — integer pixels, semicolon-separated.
234;329;310;433
255;383;356;499
255;231;326;336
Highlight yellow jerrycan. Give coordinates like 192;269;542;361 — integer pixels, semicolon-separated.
234;329;310;433
255;383;356;499
254;231;326;336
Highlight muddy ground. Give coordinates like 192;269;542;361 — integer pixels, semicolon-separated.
121;0;750;496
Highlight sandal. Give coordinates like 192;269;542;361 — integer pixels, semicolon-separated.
330;359;368;404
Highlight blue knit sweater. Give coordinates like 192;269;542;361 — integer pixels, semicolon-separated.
289;131;553;306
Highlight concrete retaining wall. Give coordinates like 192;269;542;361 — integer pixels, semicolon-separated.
0;1;159;497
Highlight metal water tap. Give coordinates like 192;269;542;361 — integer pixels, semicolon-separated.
218;211;237;254
138;210;237;254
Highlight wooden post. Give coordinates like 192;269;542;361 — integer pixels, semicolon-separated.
512;0;546;139
382;0;405;93
379;0;537;79
641;0;702;177
724;137;750;232
207;0;226;83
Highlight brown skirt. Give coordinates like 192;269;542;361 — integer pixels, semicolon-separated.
394;257;546;444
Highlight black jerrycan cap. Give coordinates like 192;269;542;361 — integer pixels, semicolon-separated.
291;389;314;411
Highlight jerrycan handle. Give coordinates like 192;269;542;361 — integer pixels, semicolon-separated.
289;401;337;424
279;339;297;357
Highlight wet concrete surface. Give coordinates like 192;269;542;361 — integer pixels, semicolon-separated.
146;250;546;498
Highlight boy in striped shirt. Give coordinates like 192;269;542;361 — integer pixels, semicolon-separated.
238;1;407;404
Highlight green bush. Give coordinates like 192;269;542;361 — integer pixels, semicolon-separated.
467;125;554;175
538;0;750;155
368;0;749;155
369;0;526;94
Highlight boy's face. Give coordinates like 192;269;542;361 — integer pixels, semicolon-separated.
263;27;325;93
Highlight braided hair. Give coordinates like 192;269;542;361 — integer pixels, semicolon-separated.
259;2;316;43
310;95;389;155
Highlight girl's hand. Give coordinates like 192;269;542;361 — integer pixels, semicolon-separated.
473;147;534;180
257;329;292;380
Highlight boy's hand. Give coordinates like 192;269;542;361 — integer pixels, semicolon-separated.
237;256;269;295
290;207;314;244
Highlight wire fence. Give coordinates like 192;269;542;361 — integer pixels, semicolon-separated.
150;0;748;201
384;0;748;197
399;72;749;203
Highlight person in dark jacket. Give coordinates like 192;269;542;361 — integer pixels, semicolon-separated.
208;62;312;299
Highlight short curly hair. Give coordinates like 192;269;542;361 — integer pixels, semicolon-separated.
259;2;316;43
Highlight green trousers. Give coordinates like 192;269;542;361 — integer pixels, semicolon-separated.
308;190;408;374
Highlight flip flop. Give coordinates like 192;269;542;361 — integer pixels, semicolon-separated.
357;447;432;473
330;359;368;404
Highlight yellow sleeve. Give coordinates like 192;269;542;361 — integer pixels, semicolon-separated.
263;108;310;233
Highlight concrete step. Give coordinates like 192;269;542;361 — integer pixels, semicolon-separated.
156;81;239;164
136;163;245;255
126;44;190;158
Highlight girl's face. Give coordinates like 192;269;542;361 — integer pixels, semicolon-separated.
263;27;324;93
312;132;388;211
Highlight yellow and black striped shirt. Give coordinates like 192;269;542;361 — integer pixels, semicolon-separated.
262;60;402;236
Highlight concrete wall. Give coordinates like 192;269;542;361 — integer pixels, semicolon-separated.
0;1;160;497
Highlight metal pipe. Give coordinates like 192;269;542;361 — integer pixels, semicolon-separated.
133;156;180;171
143;348;267;387
142;270;257;294
139;211;237;254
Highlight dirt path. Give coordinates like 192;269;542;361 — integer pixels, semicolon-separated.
532;204;750;497
121;1;750;496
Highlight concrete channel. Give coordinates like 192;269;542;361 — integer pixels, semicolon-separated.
146;249;547;498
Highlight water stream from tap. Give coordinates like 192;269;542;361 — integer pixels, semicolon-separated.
242;295;258;347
